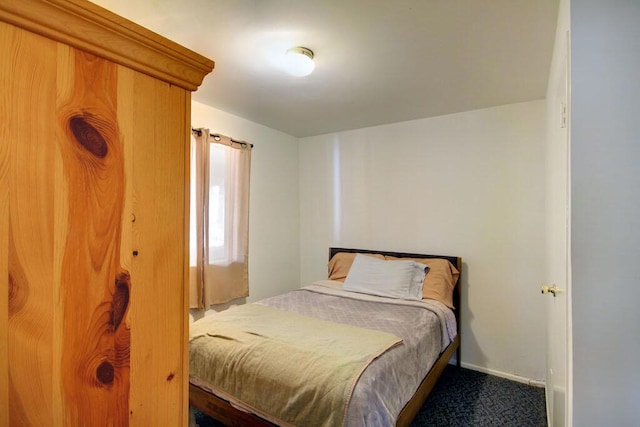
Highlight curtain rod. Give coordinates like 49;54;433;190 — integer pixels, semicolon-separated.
191;128;254;148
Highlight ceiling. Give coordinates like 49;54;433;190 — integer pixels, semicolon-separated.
90;0;559;138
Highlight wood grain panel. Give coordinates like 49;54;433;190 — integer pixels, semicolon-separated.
182;96;192;422
0;0;214;91
125;71;188;427
0;21;11;427
56;46;130;426
3;24;57;425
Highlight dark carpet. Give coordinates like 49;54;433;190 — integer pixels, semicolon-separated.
193;365;547;427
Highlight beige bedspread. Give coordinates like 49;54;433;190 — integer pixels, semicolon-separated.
189;303;402;427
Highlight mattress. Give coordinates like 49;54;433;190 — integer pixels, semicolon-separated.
189;280;456;426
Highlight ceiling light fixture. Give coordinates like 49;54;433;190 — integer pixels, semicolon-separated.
284;46;315;77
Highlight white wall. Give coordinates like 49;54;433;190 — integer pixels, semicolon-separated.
191;101;300;315
571;1;640;425
299;101;547;381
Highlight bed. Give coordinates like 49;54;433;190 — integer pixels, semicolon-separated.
189;247;462;426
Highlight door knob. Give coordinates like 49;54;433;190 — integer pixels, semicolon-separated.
541;284;563;297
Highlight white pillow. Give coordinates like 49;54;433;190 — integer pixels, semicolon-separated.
409;263;428;300
343;254;426;300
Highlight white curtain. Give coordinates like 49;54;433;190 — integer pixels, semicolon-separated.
190;128;252;308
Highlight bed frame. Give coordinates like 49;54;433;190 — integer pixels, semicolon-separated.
189;247;462;427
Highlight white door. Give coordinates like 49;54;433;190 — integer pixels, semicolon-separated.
544;31;571;427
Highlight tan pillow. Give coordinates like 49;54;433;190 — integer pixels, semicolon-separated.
328;252;385;282
384;256;459;308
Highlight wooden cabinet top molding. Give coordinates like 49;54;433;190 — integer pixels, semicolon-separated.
0;0;214;91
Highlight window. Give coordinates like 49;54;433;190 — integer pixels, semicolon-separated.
190;143;228;265
189;129;252;308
